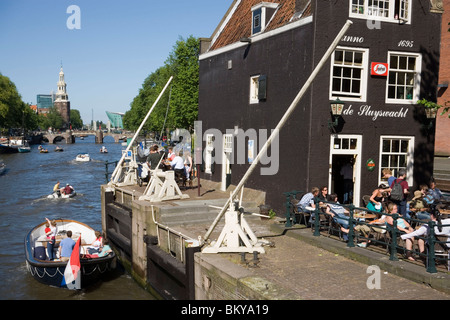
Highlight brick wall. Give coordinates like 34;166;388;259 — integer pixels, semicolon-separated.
436;0;450;156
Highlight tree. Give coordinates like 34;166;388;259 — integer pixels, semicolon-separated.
0;73;25;130
123;36;200;133
70;109;83;129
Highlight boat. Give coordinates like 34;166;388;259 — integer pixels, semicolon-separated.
55;146;64;152
40;149;49;153
0;138;19;154
18;146;31;153
25;219;116;289
18;141;31;153
75;153;90;162
47;189;77;199
100;146;108;153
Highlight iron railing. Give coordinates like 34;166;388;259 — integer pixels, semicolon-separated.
284;191;449;273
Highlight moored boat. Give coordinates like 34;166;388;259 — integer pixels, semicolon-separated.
24;219;116;289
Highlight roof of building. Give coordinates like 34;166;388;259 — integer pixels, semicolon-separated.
208;0;312;52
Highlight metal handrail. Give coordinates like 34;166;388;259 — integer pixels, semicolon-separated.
286;195;449;273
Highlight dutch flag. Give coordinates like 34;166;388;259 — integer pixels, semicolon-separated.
61;236;81;290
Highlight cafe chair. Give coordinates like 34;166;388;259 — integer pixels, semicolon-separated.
289;198;310;226
362;195;371;207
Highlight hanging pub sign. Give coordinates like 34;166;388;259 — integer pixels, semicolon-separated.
371;62;389;76
366;158;376;171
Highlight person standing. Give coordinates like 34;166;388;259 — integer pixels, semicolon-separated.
59;230;76;262
390;169;410;216
45;218;58;261
340;159;353;204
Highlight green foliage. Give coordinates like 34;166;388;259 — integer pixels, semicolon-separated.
37;107;63;130
417;98;449;118
0;73;25;130
123;36;200;133
70;109;83;129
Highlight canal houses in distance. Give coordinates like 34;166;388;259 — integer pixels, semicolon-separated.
198;0;444;212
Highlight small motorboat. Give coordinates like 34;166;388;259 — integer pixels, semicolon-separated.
18;146;31;153
40;149;49;153
25;219;116;289
47;189;77;199
100;146;108;153
55;146;64;152
75;153;90;162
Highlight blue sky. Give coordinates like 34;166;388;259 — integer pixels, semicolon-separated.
0;0;233;124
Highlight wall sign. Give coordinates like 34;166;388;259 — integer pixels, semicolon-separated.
371;62;388;76
366;158;376;172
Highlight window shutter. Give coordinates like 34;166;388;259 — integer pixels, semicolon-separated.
258;75;267;100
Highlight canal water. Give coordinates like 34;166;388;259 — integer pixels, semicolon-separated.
0;135;155;300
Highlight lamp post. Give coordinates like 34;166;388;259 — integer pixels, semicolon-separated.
328;98;345;132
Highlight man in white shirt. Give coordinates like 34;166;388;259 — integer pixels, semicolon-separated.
170;151;185;170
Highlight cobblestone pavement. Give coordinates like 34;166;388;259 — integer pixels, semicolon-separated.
242;234;450;300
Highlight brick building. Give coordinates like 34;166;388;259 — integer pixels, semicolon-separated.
198;0;444;212
436;0;450;156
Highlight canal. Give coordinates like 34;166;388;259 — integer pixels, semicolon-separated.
0;135;156;299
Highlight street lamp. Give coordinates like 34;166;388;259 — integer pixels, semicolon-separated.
328;98;345;132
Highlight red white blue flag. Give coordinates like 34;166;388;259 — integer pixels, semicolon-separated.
61;236;81;290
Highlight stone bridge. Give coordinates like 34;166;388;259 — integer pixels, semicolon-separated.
42;130;135;144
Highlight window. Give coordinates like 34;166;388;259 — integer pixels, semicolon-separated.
249;75;267;103
386;52;421;103
379;136;414;185
251;3;279;35
250;76;260;104
350;0;411;23
252;8;262;34
330;47;368;101
204;134;214;174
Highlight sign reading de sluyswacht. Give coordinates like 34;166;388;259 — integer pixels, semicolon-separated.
342;105;409;121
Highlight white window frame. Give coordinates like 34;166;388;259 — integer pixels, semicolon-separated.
250;75;260;104
385;51;421;104
251;2;279;35
349;0;412;24
378;135;414;186
329;46;369;102
204;134;214;174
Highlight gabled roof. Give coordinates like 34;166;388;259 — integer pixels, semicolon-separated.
207;0;311;52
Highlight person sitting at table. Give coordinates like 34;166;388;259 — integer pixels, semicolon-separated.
408;190;431;221
317;186;328;204
401;209;450;261
354;214;388;248
385;202;414;235
325;193;350;239
367;184;390;213
297;187;319;224
428;179;443;203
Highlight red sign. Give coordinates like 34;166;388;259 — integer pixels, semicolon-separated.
371;62;389;76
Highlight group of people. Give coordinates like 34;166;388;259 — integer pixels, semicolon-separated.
145;145;193;182
296;170;449;260
44;218;111;261
53;181;74;196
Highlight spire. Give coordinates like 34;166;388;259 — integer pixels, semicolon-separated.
55;65;68;102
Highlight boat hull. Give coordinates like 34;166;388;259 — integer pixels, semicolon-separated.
24;219;116;289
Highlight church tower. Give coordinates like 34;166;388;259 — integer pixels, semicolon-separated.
54;66;71;129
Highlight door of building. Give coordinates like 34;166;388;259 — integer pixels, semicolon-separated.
328;135;362;207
